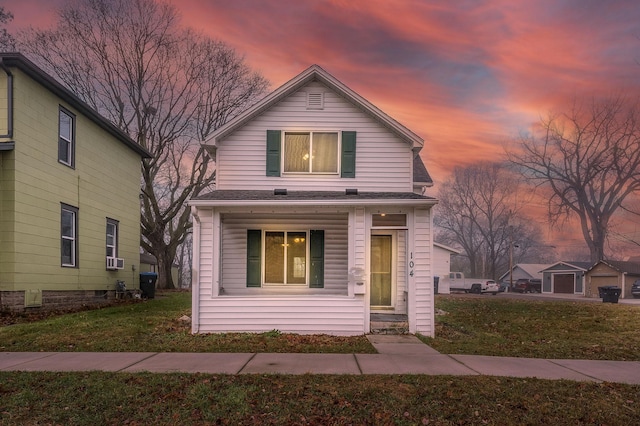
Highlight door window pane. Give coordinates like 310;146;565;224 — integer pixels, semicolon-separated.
370;235;392;306
287;232;307;284
265;232;285;283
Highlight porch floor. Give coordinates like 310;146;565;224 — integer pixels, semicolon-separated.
370;313;409;335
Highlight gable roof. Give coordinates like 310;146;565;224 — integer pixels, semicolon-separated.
540;261;593;272
587;260;640;275
434;242;461;254
205;64;425;152
0;53;151;158
498;263;552;281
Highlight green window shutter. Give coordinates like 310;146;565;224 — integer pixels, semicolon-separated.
309;230;325;288
341;131;356;178
266;130;281;176
246;229;262;287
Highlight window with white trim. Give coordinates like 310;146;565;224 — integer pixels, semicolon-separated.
265;231;307;284
246;229;325;288
106;218;119;258
58;108;75;167
61;204;78;267
283;131;339;174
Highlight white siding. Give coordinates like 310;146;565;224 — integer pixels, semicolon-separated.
412;208;434;336
433;245;455;294
196;296;366;336
219;213;348;295
216;81;413;192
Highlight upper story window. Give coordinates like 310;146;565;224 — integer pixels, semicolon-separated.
61;203;78;267
106;218;119;258
58;107;75;167
283;131;338;174
266;130;356;178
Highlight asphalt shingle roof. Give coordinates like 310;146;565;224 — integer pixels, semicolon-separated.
194;190;435;201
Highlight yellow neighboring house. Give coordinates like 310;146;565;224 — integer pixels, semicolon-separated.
0;53;151;310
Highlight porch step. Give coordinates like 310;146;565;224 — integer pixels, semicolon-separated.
370;313;409;335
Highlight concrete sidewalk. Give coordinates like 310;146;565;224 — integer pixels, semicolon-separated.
1;335;639;385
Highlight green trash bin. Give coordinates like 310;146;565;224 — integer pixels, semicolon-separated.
598;286;621;303
139;272;158;299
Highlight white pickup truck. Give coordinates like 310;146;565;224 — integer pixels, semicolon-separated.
446;272;499;295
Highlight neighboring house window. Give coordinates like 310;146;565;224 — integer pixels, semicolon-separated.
266;130;356;178
246;229;324;288
106;218;119;258
58;107;75;167
61;204;78;267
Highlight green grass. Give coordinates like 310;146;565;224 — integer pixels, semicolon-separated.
3;292;640;360
0;372;638;425
0;292;375;354
3;293;640;424
420;295;640;360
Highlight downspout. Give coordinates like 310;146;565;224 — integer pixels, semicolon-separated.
0;59;13;139
190;206;201;333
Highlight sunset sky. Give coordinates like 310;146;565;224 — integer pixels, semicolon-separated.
4;0;640;254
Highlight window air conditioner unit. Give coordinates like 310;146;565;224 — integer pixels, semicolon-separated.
106;256;125;270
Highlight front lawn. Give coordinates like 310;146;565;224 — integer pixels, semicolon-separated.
0;291;374;354
420;295;640;360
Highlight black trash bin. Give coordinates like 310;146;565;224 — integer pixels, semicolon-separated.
434;276;440;295
139;272;158;299
598;286;621;303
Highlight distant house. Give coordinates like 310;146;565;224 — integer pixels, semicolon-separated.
433;242;460;294
139;252;179;287
498;263;551;286
189;65;437;336
585;260;640;299
540;261;592;295
0;53;151;310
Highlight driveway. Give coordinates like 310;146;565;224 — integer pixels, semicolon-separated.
443;291;640;306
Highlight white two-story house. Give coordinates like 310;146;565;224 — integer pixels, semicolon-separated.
189;65;437;336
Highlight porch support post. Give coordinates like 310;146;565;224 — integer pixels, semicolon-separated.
190;207;201;334
212;210;221;297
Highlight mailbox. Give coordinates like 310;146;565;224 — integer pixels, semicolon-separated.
349;267;366;295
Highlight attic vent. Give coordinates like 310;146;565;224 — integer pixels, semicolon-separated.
274;188;287;195
307;92;324;110
345;188;358;195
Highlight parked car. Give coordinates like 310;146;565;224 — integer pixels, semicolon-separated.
632;279;640;299
513;278;542;293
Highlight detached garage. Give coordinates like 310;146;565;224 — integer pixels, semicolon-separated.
586;260;640;299
541;262;592;295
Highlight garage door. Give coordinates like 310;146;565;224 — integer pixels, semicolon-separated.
553;274;574;294
589;275;617;298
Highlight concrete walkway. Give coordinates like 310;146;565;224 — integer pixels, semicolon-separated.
1;335;639;385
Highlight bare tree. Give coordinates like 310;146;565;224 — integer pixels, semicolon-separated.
434;162;542;279
508;97;640;263
0;6;15;51
18;0;268;288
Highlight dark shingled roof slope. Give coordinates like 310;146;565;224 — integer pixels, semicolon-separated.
413;155;433;185
194;190;435;201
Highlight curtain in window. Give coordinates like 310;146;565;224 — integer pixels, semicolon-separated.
312;132;338;173
284;133;310;172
